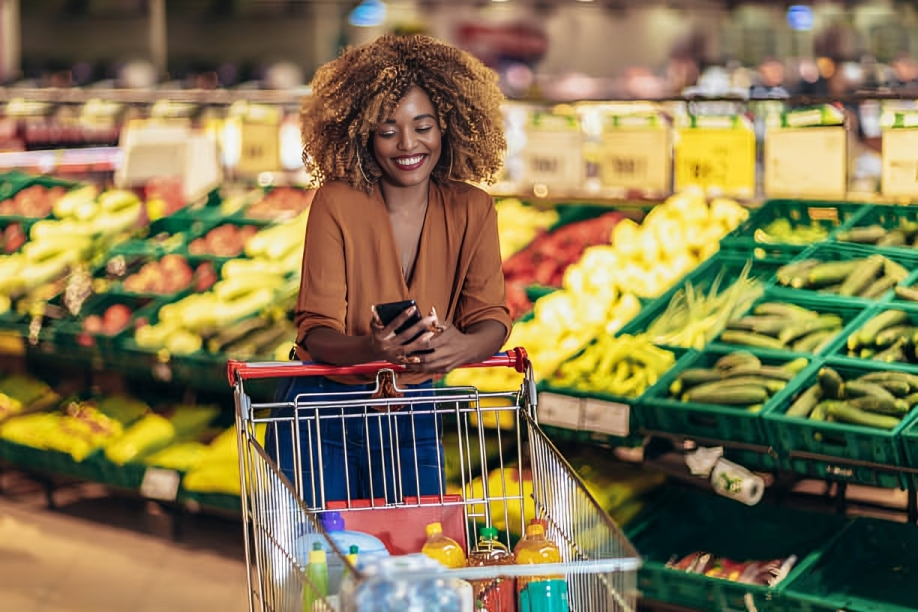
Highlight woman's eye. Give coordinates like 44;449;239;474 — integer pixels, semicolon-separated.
416;126;433;133
378;131;396;138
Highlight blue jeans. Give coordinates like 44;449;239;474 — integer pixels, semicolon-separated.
265;375;445;508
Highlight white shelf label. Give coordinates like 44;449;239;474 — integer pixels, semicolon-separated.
882;128;918;198
141;467;181;501
599;128;671;192
537;392;582;430
582;398;630;437
764;127;847;199
520;129;584;192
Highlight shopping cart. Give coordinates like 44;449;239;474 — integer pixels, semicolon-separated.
228;348;641;612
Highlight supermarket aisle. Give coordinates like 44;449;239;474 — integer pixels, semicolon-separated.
0;472;248;612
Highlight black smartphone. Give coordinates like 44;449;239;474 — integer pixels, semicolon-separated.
374;299;432;352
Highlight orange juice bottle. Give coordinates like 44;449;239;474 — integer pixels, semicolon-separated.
421;522;467;569
469;526;516;612
514;523;562;598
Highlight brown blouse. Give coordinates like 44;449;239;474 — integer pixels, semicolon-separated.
294;179;512;385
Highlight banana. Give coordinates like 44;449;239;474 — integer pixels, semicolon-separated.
21;236;92;264
88;202;142;236
97;189;141;213
52;185;98;218
213;274;284;302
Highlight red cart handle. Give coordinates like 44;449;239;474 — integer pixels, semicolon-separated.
227;347;529;386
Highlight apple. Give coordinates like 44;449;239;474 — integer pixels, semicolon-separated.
102;304;132;335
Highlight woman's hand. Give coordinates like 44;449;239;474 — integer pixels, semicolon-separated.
370;304;437;364
404;325;475;374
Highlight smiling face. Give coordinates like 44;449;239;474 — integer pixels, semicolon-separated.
371;85;443;190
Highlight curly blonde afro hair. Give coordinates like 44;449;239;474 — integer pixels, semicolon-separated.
300;34;507;193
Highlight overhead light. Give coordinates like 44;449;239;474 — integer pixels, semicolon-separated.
348;0;387;28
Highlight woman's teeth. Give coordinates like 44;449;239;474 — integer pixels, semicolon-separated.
395;155;424;167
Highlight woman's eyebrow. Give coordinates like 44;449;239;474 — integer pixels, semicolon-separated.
382;113;435;123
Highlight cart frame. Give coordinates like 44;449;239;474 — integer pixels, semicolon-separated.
229;348;641;612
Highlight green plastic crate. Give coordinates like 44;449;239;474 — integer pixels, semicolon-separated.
92;253;220;301
888;267;918;305
834;203;918;255
712;287;870;357
782;517;918;612
625;488;851;612
770;242;918;302
176;218;265;266
110;214;217;258
619;251;796;342
833;302;918;364
638;346;814;471
0;439;105;483
540;345;692;443
763;357;918;489
898;415;918;492
720;199;866;257
51;293;162;360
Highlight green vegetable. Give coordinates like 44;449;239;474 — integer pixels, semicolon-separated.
859;275;898;299
682;383;770;406
753;301;819;320
719;330;786;350
843;380;896;402
825;402;900;430
792;330;836;353
856;310;909;348
786;384;822;418
817;367;845;400
715;351;761;372
848;396;909;417
838;255;884;297
835;225;886;244
805;261;861;288
894;285;918;302
778;315;843;345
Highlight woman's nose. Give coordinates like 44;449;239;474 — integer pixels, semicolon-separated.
398;130;416;151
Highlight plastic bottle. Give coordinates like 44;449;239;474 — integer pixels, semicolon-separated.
295;512;389;593
421;522;468;569
514;523;563;601
513;519;548;556
468;526;517;612
303;542;328;612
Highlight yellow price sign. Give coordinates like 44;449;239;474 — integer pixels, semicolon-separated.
235;121;281;176
764;127;847;199
599;128;671;192
882;129;918;199
674;127;755;198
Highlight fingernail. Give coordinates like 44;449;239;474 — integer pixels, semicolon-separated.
430;306;438;319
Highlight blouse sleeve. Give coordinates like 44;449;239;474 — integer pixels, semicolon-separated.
454;194;512;342
294;189;347;345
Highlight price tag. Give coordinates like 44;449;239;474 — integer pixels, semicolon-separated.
537;392;582;430
140;467;180;501
236;121;281;176
520;129;584;193
582;398;631;437
0;331;25;356
599;127;671;192
882;129;918;198
764;127;847;199
674;127;755;198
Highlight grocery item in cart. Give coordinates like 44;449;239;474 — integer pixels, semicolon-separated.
303;542;329;612
514;523;562;597
422;522;467;569
519;579;569;612
469;526;517;612
340;554;469;611
295;512;390;593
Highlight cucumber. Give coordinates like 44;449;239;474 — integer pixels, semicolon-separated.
778;315;843;345
873;379;913;398
903;392;918;408
858;371;918;389
872;338;908;364
775;260;821;287
835;225;886;244
843;380;896;402
805;261;862;288
727;316;787;337
784;357;811;374
875;325;916;348
877;229;908;248
225;325;291;360
859;275;898;300
848;396;910;417
825;402;901;430
786;383;822;418
894;285;918;302
809;401;832;421
724;366;796;382
857;310;910;348
818;367;845;400
753;302;820;320
682;377;783;398
838;255;884;297
883;257;911;283
714;351;761;372
683;384;770;406
792;330;836;353
676;368;724;388
719;330;786;350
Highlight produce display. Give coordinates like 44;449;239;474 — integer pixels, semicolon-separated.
642;263;764;350
775;254;909;298
755;218;829;245
719;301;846;353
0;222;27;254
667;351;809;410
549;334;677;397
0;374;58;420
836;222;918;248
116;255;218;295
494;197;559;261
845;309;918;363
81;303;136;338
666;552;797;588
188;223;260;257
785;366;918;430
0;183;69;218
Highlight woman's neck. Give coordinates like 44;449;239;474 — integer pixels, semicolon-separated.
378;178;430;213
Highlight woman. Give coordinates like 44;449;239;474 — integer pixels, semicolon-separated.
267;34;512;509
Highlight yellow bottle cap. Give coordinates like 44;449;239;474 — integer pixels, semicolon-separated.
425;522;444;537
526;524;545;537
309;542;327;564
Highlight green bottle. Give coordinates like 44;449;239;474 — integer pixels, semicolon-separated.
303;542;328;612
